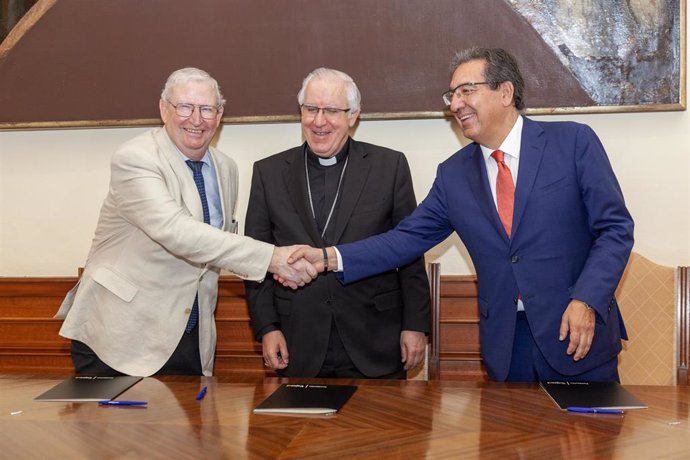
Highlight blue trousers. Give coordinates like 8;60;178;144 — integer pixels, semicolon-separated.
506;311;619;382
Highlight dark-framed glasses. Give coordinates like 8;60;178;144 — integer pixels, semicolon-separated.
300;104;351;119
166;100;221;119
441;82;490;105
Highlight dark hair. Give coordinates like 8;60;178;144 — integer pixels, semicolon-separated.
450;47;525;111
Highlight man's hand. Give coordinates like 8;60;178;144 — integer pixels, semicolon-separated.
269;245;318;290
273;246;336;287
559;299;596;361
262;330;289;370
288;246;336;272
400;330;426;371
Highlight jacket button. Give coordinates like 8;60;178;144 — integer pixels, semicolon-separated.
511;256;520;263
184;308;192;314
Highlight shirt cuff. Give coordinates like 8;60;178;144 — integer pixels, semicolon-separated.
333;246;344;272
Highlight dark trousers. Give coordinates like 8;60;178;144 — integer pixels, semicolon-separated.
313;321;406;380
506;311;619;382
71;323;203;376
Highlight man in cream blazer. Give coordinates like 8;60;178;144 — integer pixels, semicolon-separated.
56;68;315;377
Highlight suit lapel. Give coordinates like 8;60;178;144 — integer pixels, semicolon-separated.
332;139;369;244
285;145;324;245
464;144;508;242
209;148;230;230
154;128;204;222
155;128;211;274
512;119;545;239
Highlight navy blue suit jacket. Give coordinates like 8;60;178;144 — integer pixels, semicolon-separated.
337;117;634;381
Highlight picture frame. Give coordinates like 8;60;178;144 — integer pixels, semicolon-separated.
0;0;685;129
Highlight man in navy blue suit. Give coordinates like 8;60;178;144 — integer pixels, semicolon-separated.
289;47;634;382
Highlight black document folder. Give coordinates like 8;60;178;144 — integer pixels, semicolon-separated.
540;380;647;410
35;376;142;402
253;383;357;415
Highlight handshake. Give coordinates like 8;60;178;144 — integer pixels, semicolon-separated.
268;245;337;289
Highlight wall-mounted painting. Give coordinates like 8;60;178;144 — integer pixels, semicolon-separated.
0;0;685;129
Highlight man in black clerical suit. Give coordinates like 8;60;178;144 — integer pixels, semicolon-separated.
245;67;430;378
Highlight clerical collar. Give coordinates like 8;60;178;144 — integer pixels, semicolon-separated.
319;156;337;166
305;139;350;167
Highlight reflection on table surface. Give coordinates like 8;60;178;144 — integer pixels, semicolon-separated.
0;375;688;459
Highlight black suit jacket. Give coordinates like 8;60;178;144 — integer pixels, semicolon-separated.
245;138;430;377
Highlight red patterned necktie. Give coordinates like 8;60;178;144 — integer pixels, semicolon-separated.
491;150;515;237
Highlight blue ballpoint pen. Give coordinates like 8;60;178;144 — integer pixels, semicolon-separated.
195;386;207;401
566;407;624;414
98;400;148;406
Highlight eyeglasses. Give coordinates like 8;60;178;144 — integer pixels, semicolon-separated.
441;82;490;106
166;100;221;119
300;104;351;120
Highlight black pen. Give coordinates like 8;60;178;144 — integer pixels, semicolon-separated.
196;386;208;401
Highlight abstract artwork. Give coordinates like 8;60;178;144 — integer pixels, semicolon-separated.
510;0;682;108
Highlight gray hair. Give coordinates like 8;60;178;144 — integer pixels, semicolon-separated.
161;67;226;107
450;47;525;111
297;67;361;114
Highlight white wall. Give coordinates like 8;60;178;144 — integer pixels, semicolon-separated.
1;58;689;276
1;106;688;277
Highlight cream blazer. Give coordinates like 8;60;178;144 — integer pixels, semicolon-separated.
56;128;273;376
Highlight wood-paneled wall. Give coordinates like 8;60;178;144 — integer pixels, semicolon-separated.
0;278;73;374
0;275;487;379
436;276;487;380
3;270;688;383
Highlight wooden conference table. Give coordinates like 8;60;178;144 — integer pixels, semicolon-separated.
0;375;688;459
